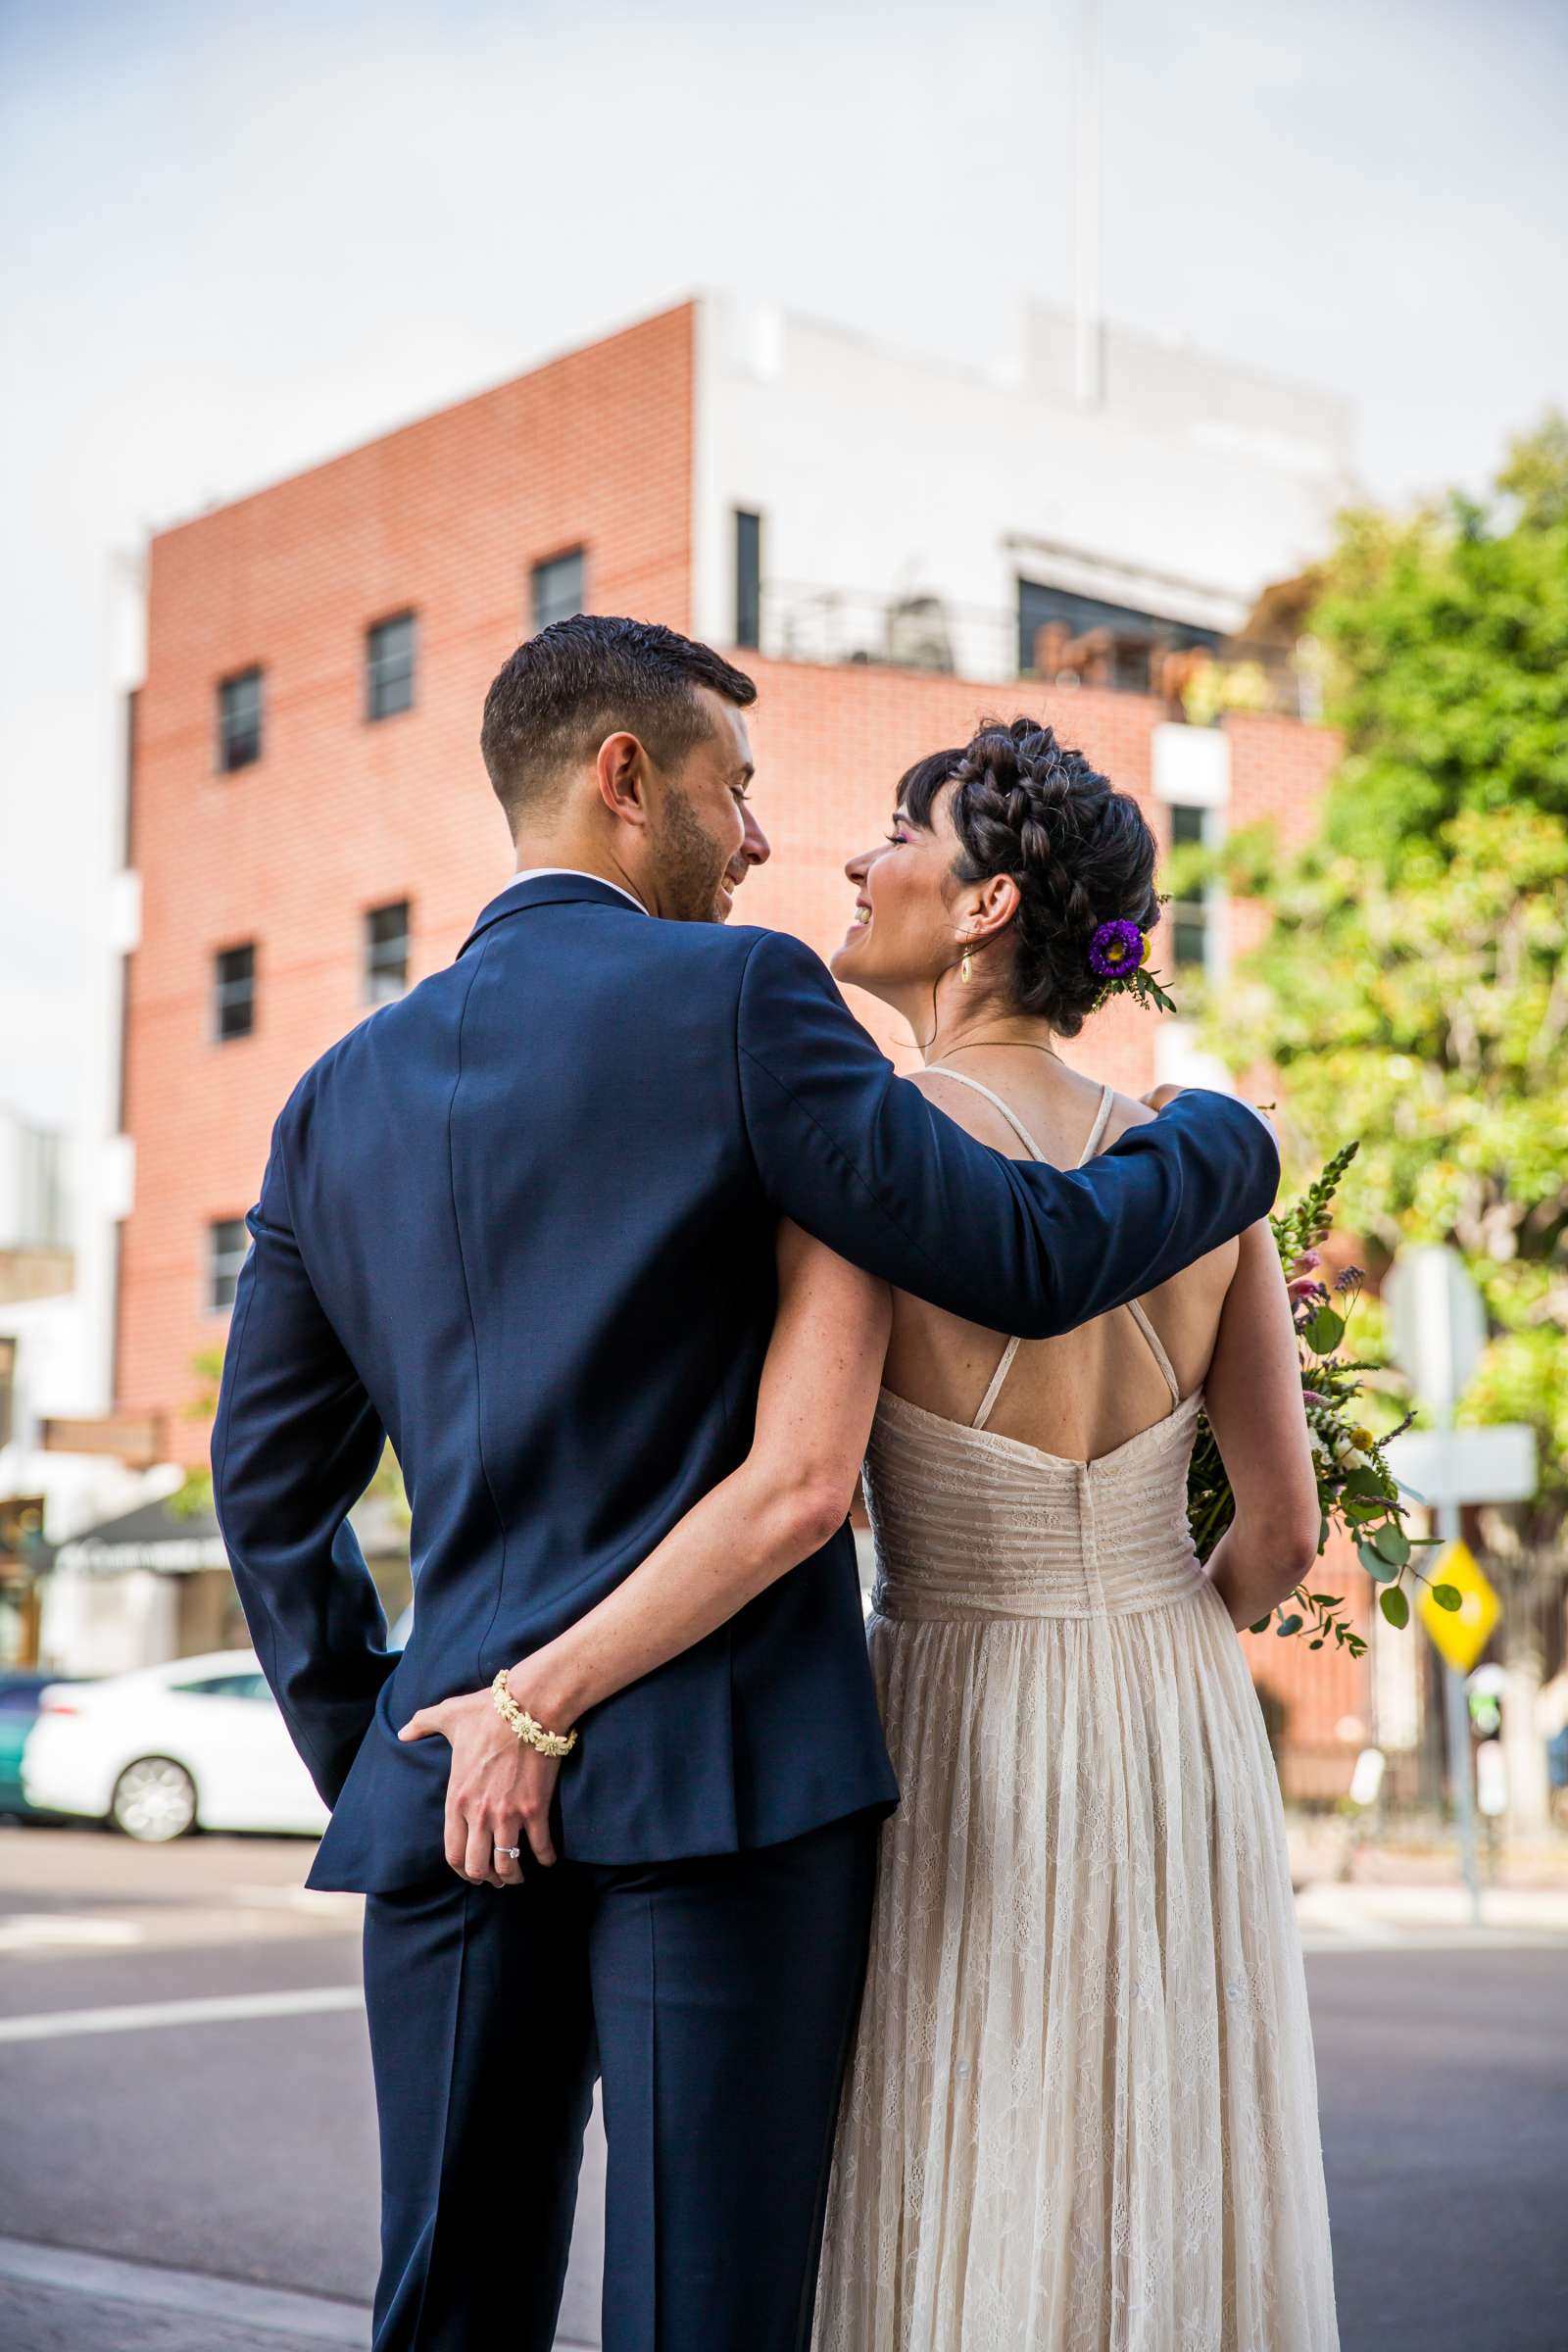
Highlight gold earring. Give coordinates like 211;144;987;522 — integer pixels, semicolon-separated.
959;947;973;983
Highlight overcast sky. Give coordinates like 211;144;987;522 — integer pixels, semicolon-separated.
3;0;1565;1135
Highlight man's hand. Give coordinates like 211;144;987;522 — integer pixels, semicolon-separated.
397;1686;562;1887
1147;1081;1278;1151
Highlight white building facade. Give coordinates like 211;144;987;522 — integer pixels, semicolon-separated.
691;295;1353;684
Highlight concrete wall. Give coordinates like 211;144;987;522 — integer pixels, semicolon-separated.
692;295;1352;675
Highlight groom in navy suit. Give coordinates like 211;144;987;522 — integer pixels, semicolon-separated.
213;616;1277;2350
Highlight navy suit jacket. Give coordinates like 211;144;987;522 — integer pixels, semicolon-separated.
212;874;1278;1892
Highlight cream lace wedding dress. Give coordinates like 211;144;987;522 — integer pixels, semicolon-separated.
813;1075;1339;2352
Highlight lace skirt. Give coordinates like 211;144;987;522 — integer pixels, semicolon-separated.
813;1578;1339;2352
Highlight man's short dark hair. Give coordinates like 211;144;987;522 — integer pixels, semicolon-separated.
480;615;757;832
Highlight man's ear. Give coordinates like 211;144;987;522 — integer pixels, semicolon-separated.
595;731;651;829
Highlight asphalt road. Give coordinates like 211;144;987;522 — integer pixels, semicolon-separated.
2;1824;1565;2351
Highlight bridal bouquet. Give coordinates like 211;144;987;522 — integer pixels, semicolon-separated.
1184;1141;1462;1655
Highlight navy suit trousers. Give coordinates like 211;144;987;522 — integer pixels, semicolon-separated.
362;1809;881;2351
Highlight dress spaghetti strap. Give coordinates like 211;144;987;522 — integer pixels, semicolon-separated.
923;1071;1118;1430
1126;1301;1182;1404
920;1066;1051;1162
923;1072;1181;1424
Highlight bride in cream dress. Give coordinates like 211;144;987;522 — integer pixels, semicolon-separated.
810;722;1339;2352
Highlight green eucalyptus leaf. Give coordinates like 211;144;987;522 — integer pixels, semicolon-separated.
1373;1524;1411;1567
1430;1584;1463;1612
1379;1586;1410;1630
1357;1542;1400;1583
1303;1306;1346;1354
1275;1613;1304;1638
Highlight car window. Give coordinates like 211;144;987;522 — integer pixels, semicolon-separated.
239;1674;274;1702
168;1672;255;1699
0;1682;49;1713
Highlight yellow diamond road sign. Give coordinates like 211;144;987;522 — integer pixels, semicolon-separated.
1418;1541;1499;1675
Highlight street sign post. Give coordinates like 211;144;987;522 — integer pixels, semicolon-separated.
1382;1247;1539;1927
1385;1248;1486;1417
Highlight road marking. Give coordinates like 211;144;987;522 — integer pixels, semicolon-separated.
229;1883;363;1917
0;2234;369;2345
0;1984;363;2044
0;1913;144;1951
0;2233;599;2348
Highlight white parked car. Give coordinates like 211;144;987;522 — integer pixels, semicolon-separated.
22;1648;328;1843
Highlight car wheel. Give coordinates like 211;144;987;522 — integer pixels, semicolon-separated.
111;1756;198;1842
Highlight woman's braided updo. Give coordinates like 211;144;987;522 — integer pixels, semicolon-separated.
908;717;1160;1039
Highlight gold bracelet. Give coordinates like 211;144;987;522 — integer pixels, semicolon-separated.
491;1670;579;1758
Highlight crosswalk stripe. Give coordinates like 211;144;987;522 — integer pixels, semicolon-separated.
0;1984;363;2044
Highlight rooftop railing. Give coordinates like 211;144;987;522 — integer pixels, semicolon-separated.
757;580;1320;723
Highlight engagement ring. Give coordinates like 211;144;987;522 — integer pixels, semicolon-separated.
494;1844;521;1861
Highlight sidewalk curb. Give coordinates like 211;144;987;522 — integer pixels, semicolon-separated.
0;2234;596;2349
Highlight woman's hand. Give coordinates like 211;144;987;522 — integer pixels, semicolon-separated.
397;1686;563;1887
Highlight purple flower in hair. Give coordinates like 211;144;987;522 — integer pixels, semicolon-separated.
1088;919;1148;979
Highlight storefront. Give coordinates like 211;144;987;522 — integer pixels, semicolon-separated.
36;1494;412;1678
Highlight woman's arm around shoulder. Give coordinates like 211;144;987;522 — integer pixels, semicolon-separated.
1200;1219;1322;1632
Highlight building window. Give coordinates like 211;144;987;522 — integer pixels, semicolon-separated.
209;1218;247;1311
213;944;256;1041
735;511;762;649
366;612;416;721
1167;801;1214;970
1016;580;1220;694
531;548;585;632
365;900;411;1004
217;668;264;771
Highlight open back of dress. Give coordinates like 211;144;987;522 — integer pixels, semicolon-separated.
813;1077;1340;2352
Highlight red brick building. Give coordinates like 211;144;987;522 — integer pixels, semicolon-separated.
115;300;1361;1793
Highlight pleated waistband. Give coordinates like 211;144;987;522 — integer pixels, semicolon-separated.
872;1544;1209;1623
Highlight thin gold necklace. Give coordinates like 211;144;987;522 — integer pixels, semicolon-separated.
930;1034;1064;1070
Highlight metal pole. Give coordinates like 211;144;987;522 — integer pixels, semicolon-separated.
1436;1409;1482;1925
1073;0;1103;406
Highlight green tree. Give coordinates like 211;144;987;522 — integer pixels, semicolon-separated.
1191;418;1568;1824
1303;414;1568;874
1193;418;1568;1542
1214;803;1568;1535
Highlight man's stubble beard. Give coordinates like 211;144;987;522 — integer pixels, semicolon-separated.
654;781;732;923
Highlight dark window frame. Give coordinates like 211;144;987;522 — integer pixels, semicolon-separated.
208;1217;248;1313
734;511;762;650
366;612;417;723
213;942;257;1043
217;667;264;772
530;547;586;633
365;899;411;1005
1166;800;1214;972
1015;578;1220;690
